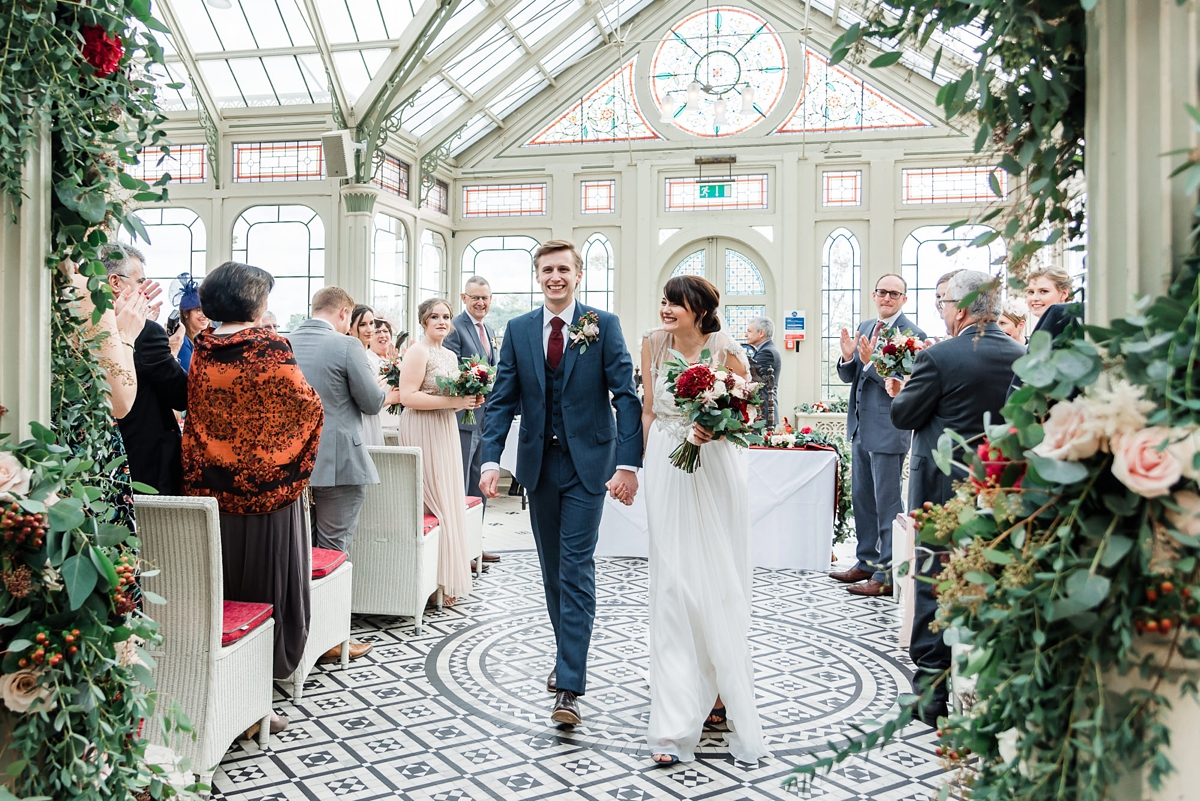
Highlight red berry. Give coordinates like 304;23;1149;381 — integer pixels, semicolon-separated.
71;629;80;637
67;646;78;656
950;750;960;760
35;633;47;644
1183;588;1192;600
1135;620;1146;633
1147;589;1159;602
17;659;27;668
64;635;75;644
935;747;944;757
1146;620;1160;633
1162;582;1175;595
48;654;62;667
1161;618;1173;633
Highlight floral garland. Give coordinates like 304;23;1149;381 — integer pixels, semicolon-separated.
758;427;854;544
0;2;194;798
796;399;849;415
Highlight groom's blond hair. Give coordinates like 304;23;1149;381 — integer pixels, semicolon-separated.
533;239;583;272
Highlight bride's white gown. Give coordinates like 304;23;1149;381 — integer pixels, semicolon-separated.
643;329;769;764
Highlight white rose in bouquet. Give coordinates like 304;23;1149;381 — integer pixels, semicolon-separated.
1111;427;1183;498
0;452;32;501
1032;398;1103;461
709;376;728;398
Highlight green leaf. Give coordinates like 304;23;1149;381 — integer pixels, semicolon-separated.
983;549;1013;565
141;590;167;605
1100;535;1134;568
46;498;86;532
61;554;99;611
96;523;130;548
89;546;120;591
131;663;156;689
869;52;904;68
1025;450;1090;485
964;570;996;585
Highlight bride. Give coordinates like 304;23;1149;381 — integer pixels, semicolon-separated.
640;275;769;766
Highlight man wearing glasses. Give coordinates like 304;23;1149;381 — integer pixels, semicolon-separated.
260;310;279;333
830;273;924;597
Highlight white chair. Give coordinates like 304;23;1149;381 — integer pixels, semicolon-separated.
465;496;484;578
285;548;352;701
134;495;273;788
350;447;440;633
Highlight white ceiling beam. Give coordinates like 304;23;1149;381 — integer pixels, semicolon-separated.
299;0;352;124
156;0;223;124
173;39;409;62
418;0;601;147
439;70;477;102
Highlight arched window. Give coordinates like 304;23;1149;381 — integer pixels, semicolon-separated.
900;224;1005;334
420;230;447;301
461;235;540;332
231;205;324;332
672;250;706;278
667;243;770;340
581;233;614;311
725;250;766;295
372;215;408;334
821;228;861;400
118;208;206;325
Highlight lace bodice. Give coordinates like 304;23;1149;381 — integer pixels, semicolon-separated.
643;328;750;442
421;343;460;395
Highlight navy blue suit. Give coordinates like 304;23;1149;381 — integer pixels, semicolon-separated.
481;303;642;694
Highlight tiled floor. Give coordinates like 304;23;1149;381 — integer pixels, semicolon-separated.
211;495;945;800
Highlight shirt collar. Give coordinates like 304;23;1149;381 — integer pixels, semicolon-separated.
543;301;576;328
310;317;335;331
879;311;902;329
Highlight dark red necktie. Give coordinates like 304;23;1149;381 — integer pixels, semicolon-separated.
548;317;565;370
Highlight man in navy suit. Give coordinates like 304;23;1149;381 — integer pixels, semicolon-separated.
480;240;642;725
831;273;925;597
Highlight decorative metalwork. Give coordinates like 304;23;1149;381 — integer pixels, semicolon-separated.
197;99;220;189
328;68;349;132
418;125;465;207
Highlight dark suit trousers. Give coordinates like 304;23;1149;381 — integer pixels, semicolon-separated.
909;546;951;724
850;436;903;584
458;427;484;504
527;443;603;695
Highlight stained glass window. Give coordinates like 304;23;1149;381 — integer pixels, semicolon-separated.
672;250;706;278
118;208;207;326
775;48;931;134
725;305;764;340
650;7;787;137
901;167;1007;204
462;184;548;217
372;156;410;199
823;171;862;206
233;141;325;182
665;175;768;212
581;180;616;214
901;224;1005;332
822;228;860;400
726;249;765;295
525;57;662;146
231;205;325;332
126;144;208;185
581;233;614;311
420;230;448;299
372;215;409;334
423;180;449;214
461;235;540;331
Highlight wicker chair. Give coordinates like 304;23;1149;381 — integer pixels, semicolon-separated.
134;495;273;786
465;496;484;578
350;447;440;633
286;552;352;701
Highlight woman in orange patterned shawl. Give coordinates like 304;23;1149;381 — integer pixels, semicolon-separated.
182;262;323;728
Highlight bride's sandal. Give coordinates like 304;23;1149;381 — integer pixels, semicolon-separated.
704;705;728;729
651;753;679;766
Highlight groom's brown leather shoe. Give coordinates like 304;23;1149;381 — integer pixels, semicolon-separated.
551;690;581;725
546;667;557;693
829;567;873;583
847;579;893;597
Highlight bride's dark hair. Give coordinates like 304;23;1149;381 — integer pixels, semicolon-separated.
663;275;722;335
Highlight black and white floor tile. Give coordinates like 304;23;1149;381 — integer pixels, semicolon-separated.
212;519;945;799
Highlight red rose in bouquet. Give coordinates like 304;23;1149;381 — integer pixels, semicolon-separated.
663;348;765;472
380;358;403;414
871;328;924;378
972;438;1025;490
82;26;123;78
436;356;496;425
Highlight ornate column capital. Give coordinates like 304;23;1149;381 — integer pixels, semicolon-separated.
341;184;380;214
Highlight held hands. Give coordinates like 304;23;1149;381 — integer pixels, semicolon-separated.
479;469;501;499
385;387;403;407
606;469;638;506
885;376;905;398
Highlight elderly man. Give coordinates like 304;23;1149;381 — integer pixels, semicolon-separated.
831;274;924;597
746;317;781;429
260;310;279;333
887;269;1025;726
104;243;188;494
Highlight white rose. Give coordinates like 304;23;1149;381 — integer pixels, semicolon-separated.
709;379;727;398
0;669;53;714
1111;427;1183;499
1032;398;1103;461
584;323;599;338
1168;426;1200;481
997;727;1020;765
0;452;32;501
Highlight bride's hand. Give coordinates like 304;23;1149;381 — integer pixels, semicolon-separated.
689;423;714;445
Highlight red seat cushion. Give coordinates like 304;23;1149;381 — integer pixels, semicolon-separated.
423;513;439;535
221;601;273;646
311;547;347;579
465;496;483;509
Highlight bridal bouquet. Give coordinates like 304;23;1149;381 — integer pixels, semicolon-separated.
663;349;765;472
380;357;403;414
436;356;496;425
870;329;924;377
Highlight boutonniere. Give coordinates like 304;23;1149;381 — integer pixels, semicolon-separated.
568;311;600;354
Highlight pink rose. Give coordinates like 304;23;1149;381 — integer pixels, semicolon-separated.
1166;490;1200;537
0;669;53;714
1111;427;1182;498
0;452;31;501
1032;398;1102;461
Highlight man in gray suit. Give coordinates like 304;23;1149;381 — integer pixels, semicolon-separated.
831;273;925;597
746;317;782;429
288;286;399;661
444;276;501;566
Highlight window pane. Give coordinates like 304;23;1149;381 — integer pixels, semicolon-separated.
231;205;325;330
118;208;207;325
900;224;1005;333
821;228;860;400
461;235;540;332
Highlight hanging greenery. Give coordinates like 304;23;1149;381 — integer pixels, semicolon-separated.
0;1;196;797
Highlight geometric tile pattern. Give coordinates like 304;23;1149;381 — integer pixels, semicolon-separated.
212;551;947;800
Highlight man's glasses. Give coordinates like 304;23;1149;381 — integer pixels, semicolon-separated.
465;294;491;302
936;298;962;311
262;324;278;332
874;289;904;300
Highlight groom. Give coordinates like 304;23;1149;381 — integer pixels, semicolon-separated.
480;239;642;725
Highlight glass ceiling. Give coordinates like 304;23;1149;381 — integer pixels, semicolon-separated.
152;0;977;157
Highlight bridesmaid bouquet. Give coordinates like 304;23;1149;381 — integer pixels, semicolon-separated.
870;329;924;377
663;349;766;473
436;356;496;425
380;357;403;414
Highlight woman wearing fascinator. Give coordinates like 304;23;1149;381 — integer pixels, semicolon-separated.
170;272;210;372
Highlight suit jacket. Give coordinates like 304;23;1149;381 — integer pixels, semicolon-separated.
480;303;642;494
750;339;782;386
287;318;386;487
836;314;925;454
891;322;1026;508
117;318;189;494
443;310;498;433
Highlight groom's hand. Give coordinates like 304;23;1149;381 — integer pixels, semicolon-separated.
479;469;501;498
606;469;638;506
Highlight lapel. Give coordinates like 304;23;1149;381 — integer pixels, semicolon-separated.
560;303;585;389
527;308;547;393
486;323;498;366
459;311;485;358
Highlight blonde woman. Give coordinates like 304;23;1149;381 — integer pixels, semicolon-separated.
998;298;1028;343
395;299;482;606
1024;266;1072;322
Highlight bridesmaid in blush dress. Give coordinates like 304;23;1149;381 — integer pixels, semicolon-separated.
395;298;482;605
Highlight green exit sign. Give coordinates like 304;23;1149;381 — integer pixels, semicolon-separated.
698;182;731;199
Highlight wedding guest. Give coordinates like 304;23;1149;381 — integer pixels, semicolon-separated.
260;310;279;333
182;261;323;729
371;319;397;362
887;269;1025;727
175;274;210;372
350;304;375;349
641;276;768;766
347;304;384;447
396;299;480;606
102;244;189;494
1025;266;1072;322
830;274;925;597
999;298;1028;343
746;317;781;429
